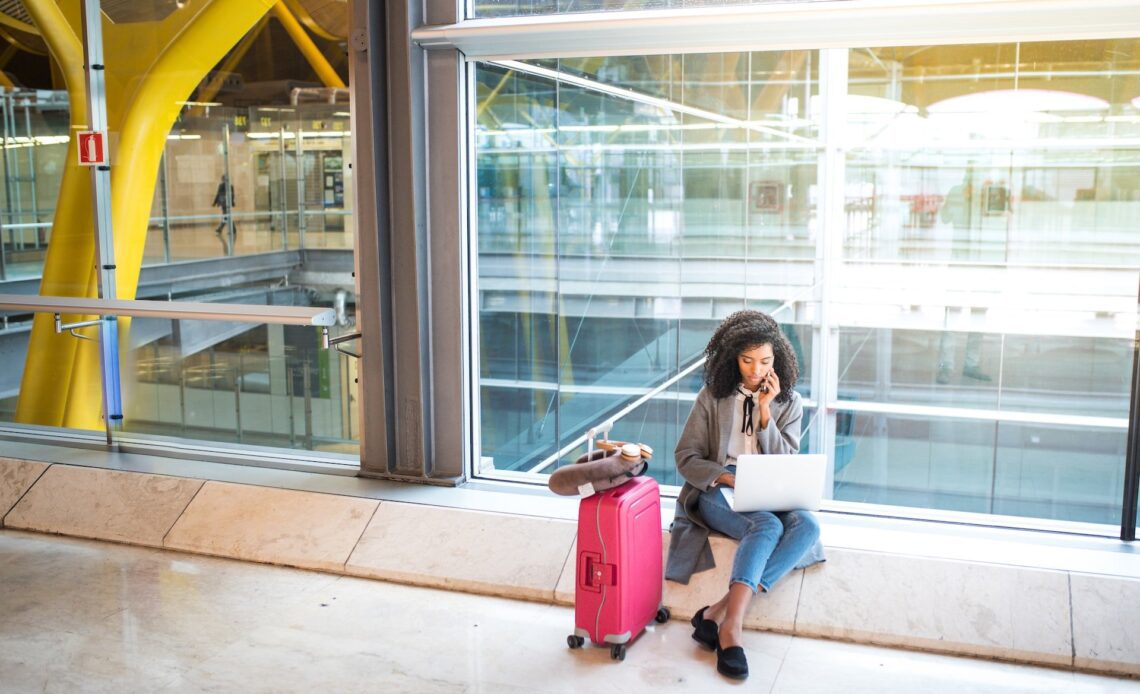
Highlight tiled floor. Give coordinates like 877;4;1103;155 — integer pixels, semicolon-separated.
3;531;1138;694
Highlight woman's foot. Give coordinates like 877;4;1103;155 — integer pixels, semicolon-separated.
716;622;748;678
716;643;749;680
689;606;719;650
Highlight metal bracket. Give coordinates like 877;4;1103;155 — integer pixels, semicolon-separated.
54;313;103;341
321;328;362;359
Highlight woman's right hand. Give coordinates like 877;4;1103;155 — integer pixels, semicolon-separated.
716;472;736;488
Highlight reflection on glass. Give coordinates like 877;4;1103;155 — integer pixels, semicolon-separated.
476;40;1138;531
845;41;1140;268
837;327;1130;418
475;53;821;477
835;412;1124;524
0;90;70;281
145;104;354;265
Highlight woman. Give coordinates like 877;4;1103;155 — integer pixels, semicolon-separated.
666;309;824;680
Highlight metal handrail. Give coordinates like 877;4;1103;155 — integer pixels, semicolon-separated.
0;294;337;326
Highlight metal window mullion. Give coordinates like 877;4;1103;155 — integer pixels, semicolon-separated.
815;48;847;496
295;121;306;248
464;60;484;477
223;122;235;255
159;151;171;264
278;125;288;249
1121;281;1140;541
80;0;122;446
349;0;394;476
426;48;467;480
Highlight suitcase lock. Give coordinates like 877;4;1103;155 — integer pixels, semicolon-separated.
579;552;615;592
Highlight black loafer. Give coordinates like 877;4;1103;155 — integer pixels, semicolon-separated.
690;605;719;650
716;644;749;680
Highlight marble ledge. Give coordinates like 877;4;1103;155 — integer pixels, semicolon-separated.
346;501;577;603
4;464;203;547
164;481;378;573
0;458;50;526
1071;572;1140;676
795;549;1073;668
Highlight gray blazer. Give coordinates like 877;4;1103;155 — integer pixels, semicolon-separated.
665;386;825;584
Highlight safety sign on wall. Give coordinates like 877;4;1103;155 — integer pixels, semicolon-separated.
76;131;107;166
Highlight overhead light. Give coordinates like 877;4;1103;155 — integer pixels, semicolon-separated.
929;89;1110;114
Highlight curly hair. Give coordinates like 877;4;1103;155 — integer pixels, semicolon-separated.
702;309;799;402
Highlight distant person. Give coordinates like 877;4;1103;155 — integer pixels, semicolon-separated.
212;175;235;254
940;176;974;258
937;174;989;384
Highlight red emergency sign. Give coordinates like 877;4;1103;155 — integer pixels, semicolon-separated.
77;131;106;166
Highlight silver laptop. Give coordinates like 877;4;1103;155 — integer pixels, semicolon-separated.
722;453;827;512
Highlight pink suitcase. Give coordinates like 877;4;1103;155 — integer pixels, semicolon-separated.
566;475;670;661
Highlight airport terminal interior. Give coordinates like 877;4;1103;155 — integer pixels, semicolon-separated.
1;0;1140;691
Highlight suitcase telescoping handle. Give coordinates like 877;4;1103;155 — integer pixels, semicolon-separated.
578;551;615;592
586;422;612;452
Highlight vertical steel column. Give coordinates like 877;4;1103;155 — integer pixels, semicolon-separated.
235;351;244;443
2;91;12;232
81;0;123;445
278;125;289;249
424;46;466;476
23;101;39;244
159;152;171;264
385;0;433;479
222;121;235;255
815;48;848;494
295;121;306;248
0;91;10;278
302;361;313;450
350;0;394;476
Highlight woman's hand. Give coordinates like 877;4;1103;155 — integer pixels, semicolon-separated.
758;370;781;407
716;472;736;488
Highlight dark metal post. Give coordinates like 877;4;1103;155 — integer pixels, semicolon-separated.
81;0;123;445
1121;285;1140;541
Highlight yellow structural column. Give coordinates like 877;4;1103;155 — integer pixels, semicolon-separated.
271;1;346;89
58;0;277;429
17;0;276;429
16;0;92;427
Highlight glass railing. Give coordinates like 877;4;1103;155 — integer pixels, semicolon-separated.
126;327;359;454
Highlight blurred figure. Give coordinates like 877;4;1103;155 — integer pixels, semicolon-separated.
937;171;989;384
212;175;235;255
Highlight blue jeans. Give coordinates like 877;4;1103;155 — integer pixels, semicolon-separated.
697;477;820;594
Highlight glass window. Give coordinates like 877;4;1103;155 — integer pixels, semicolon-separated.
472;39;1140;531
474;52;821;476
1;4;358;459
834;412;1125;525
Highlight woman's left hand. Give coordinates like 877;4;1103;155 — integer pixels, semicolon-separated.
759;370;780;407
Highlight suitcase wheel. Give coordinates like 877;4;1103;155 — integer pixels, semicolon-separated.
567;635;584;649
610;644;626;661
655;607;671;624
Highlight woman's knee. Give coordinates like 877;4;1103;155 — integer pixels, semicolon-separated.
744;511;783;540
785;510;820;542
